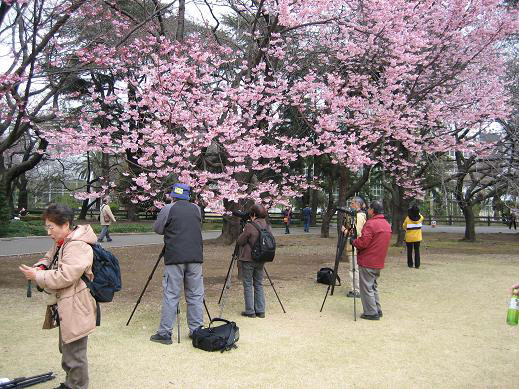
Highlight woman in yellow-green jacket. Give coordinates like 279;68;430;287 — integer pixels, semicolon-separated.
403;204;424;269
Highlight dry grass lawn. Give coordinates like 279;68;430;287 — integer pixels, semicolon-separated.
1;231;519;388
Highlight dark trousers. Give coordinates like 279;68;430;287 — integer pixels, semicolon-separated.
509;219;517;230
240;261;265;315
59;329;89;389
406;242;420;268
285;223;290;234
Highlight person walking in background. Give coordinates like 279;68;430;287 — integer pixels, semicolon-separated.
19;204;97;389
403;204;424;269
352;200;392;320
283;206;292;234
150;183;205;344
302;205;312;232
98;197;116;243
236;203;271;318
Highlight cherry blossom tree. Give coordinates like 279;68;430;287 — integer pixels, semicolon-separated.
41;0;515;242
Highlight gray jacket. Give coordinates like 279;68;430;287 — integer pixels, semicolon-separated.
154;200;203;265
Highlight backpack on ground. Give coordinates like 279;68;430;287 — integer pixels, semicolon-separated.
317;267;341;286
250;222;276;262
81;244;122;303
191;318;239;353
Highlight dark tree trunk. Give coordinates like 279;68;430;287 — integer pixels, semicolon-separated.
310;161;321;226
389;183;408;246
461;205;476;241
320;174;335;238
176;0;185;42
217;199;246;245
336;167;348;235
17;173;28;210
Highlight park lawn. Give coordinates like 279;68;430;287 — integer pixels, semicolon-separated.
1;232;518;388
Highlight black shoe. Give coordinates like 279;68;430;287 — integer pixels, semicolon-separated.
97;239;103;242
415;266;420;269
107;239;113;242
378;310;383;317
360;313;380;320
241;311;256;318
347;290;360;298
54;384;71;389
255;312;265;318
150;333;172;345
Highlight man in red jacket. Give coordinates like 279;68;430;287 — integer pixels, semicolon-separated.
352;200;392;320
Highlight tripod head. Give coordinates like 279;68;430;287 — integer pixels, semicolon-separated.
232;210;250;232
336;207;357;237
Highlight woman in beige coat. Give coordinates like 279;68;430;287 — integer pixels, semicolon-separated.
19;204;97;389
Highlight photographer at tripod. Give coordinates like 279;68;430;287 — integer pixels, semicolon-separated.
344;197;367;298
149;183;205;344
236;204;271;318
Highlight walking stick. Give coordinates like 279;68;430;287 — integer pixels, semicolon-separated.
126;246;165;326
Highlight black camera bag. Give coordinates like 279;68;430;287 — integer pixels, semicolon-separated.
192;318;239;352
317;267;341;286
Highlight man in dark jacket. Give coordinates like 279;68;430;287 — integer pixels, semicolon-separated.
302;205;312;232
352;200;392;320
150;183;205;344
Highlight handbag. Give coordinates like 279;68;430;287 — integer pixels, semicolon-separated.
317;267;341;286
192;318;239;352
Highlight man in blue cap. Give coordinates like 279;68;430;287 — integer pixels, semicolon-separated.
150;183;205;344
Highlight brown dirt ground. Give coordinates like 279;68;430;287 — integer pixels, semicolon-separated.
1;232;519;388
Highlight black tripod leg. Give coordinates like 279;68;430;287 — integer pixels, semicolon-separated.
177;304;180;344
320;283;332;312
218;244;239;304
331;231;347;296
352;247;357;321
263;267;286;313
126;246;165;326
203;299;212;322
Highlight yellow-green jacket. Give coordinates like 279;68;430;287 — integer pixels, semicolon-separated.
403;215;424;243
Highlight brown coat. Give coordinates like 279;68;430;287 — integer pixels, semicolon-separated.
34;225;97;344
236;218;271;262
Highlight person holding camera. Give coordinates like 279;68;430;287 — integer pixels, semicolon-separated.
403;204;424;268
236;204;271;318
345;197;367;298
19;204;97;389
150;183;205;344
351;200;391;320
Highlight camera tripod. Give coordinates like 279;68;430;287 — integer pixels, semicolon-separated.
126;246;212;342
217;218;286;317
320;208;358;321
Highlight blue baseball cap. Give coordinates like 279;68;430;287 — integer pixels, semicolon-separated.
170;183;190;200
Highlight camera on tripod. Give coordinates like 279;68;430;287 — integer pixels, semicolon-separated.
336;206;357;217
232;210;250;222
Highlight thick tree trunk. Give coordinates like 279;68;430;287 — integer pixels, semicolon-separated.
17;173;28;211
310;161;321;226
390;183;408;246
336;167;348;235
176;0;185;42
461;205;476;241
320;175;335;238
218;215;242;245
0;175;10;236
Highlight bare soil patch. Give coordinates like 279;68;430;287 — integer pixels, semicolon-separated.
1;232;518;388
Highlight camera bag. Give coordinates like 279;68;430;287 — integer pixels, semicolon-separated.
317;267;341;286
192;318;239;353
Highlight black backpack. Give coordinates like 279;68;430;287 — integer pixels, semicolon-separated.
316;267;341;286
81;244;122;303
191;318;239;353
250;222;276;262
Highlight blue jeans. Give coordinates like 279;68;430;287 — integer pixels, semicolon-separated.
240;261;265;315
303;218;310;232
98;225;111;242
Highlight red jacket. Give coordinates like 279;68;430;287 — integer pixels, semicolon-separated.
352;214;392;269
